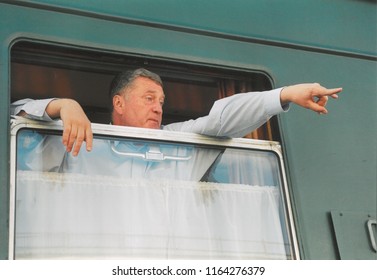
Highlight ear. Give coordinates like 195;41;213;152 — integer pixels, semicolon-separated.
113;95;124;115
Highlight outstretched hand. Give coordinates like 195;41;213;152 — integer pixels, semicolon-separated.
280;83;342;114
46;99;93;156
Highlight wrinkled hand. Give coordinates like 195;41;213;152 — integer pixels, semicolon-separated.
46;99;93;156
280;83;342;114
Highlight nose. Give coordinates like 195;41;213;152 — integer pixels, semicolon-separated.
152;101;163;114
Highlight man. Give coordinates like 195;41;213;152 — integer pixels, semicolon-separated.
11;69;342;257
11;68;342;156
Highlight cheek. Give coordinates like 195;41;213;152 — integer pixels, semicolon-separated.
134;106;152;124
121;104;139;125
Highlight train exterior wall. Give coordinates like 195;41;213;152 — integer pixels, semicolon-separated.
0;0;376;259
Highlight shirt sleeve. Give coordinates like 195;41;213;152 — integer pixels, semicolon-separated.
10;98;57;121
163;88;289;138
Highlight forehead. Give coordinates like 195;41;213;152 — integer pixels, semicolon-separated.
127;76;165;98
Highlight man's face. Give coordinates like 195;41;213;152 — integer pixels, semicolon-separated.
114;76;165;129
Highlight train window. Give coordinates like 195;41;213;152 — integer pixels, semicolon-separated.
10;120;297;259
11;41;279;141
9;41;298;259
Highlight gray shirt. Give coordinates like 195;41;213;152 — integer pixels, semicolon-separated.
11;88;288;138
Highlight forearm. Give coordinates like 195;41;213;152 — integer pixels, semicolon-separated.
210;88;286;137
45;99;78;119
165;88;287;137
11;98;83;120
11;98;57;121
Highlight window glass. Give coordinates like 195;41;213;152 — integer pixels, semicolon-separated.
14;127;293;259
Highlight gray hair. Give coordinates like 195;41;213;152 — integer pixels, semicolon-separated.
109;68;163;99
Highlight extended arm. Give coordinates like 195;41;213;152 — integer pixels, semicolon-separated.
164;83;342;137
11;98;92;156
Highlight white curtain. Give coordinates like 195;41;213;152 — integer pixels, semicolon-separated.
15;170;287;259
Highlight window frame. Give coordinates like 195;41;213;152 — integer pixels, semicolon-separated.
9;117;300;259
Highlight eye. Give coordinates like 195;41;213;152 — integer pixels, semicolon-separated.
144;95;154;103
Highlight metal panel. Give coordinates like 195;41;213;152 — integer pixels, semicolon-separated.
331;210;377;260
10;0;377;57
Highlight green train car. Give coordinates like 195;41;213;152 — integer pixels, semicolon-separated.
0;0;376;260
